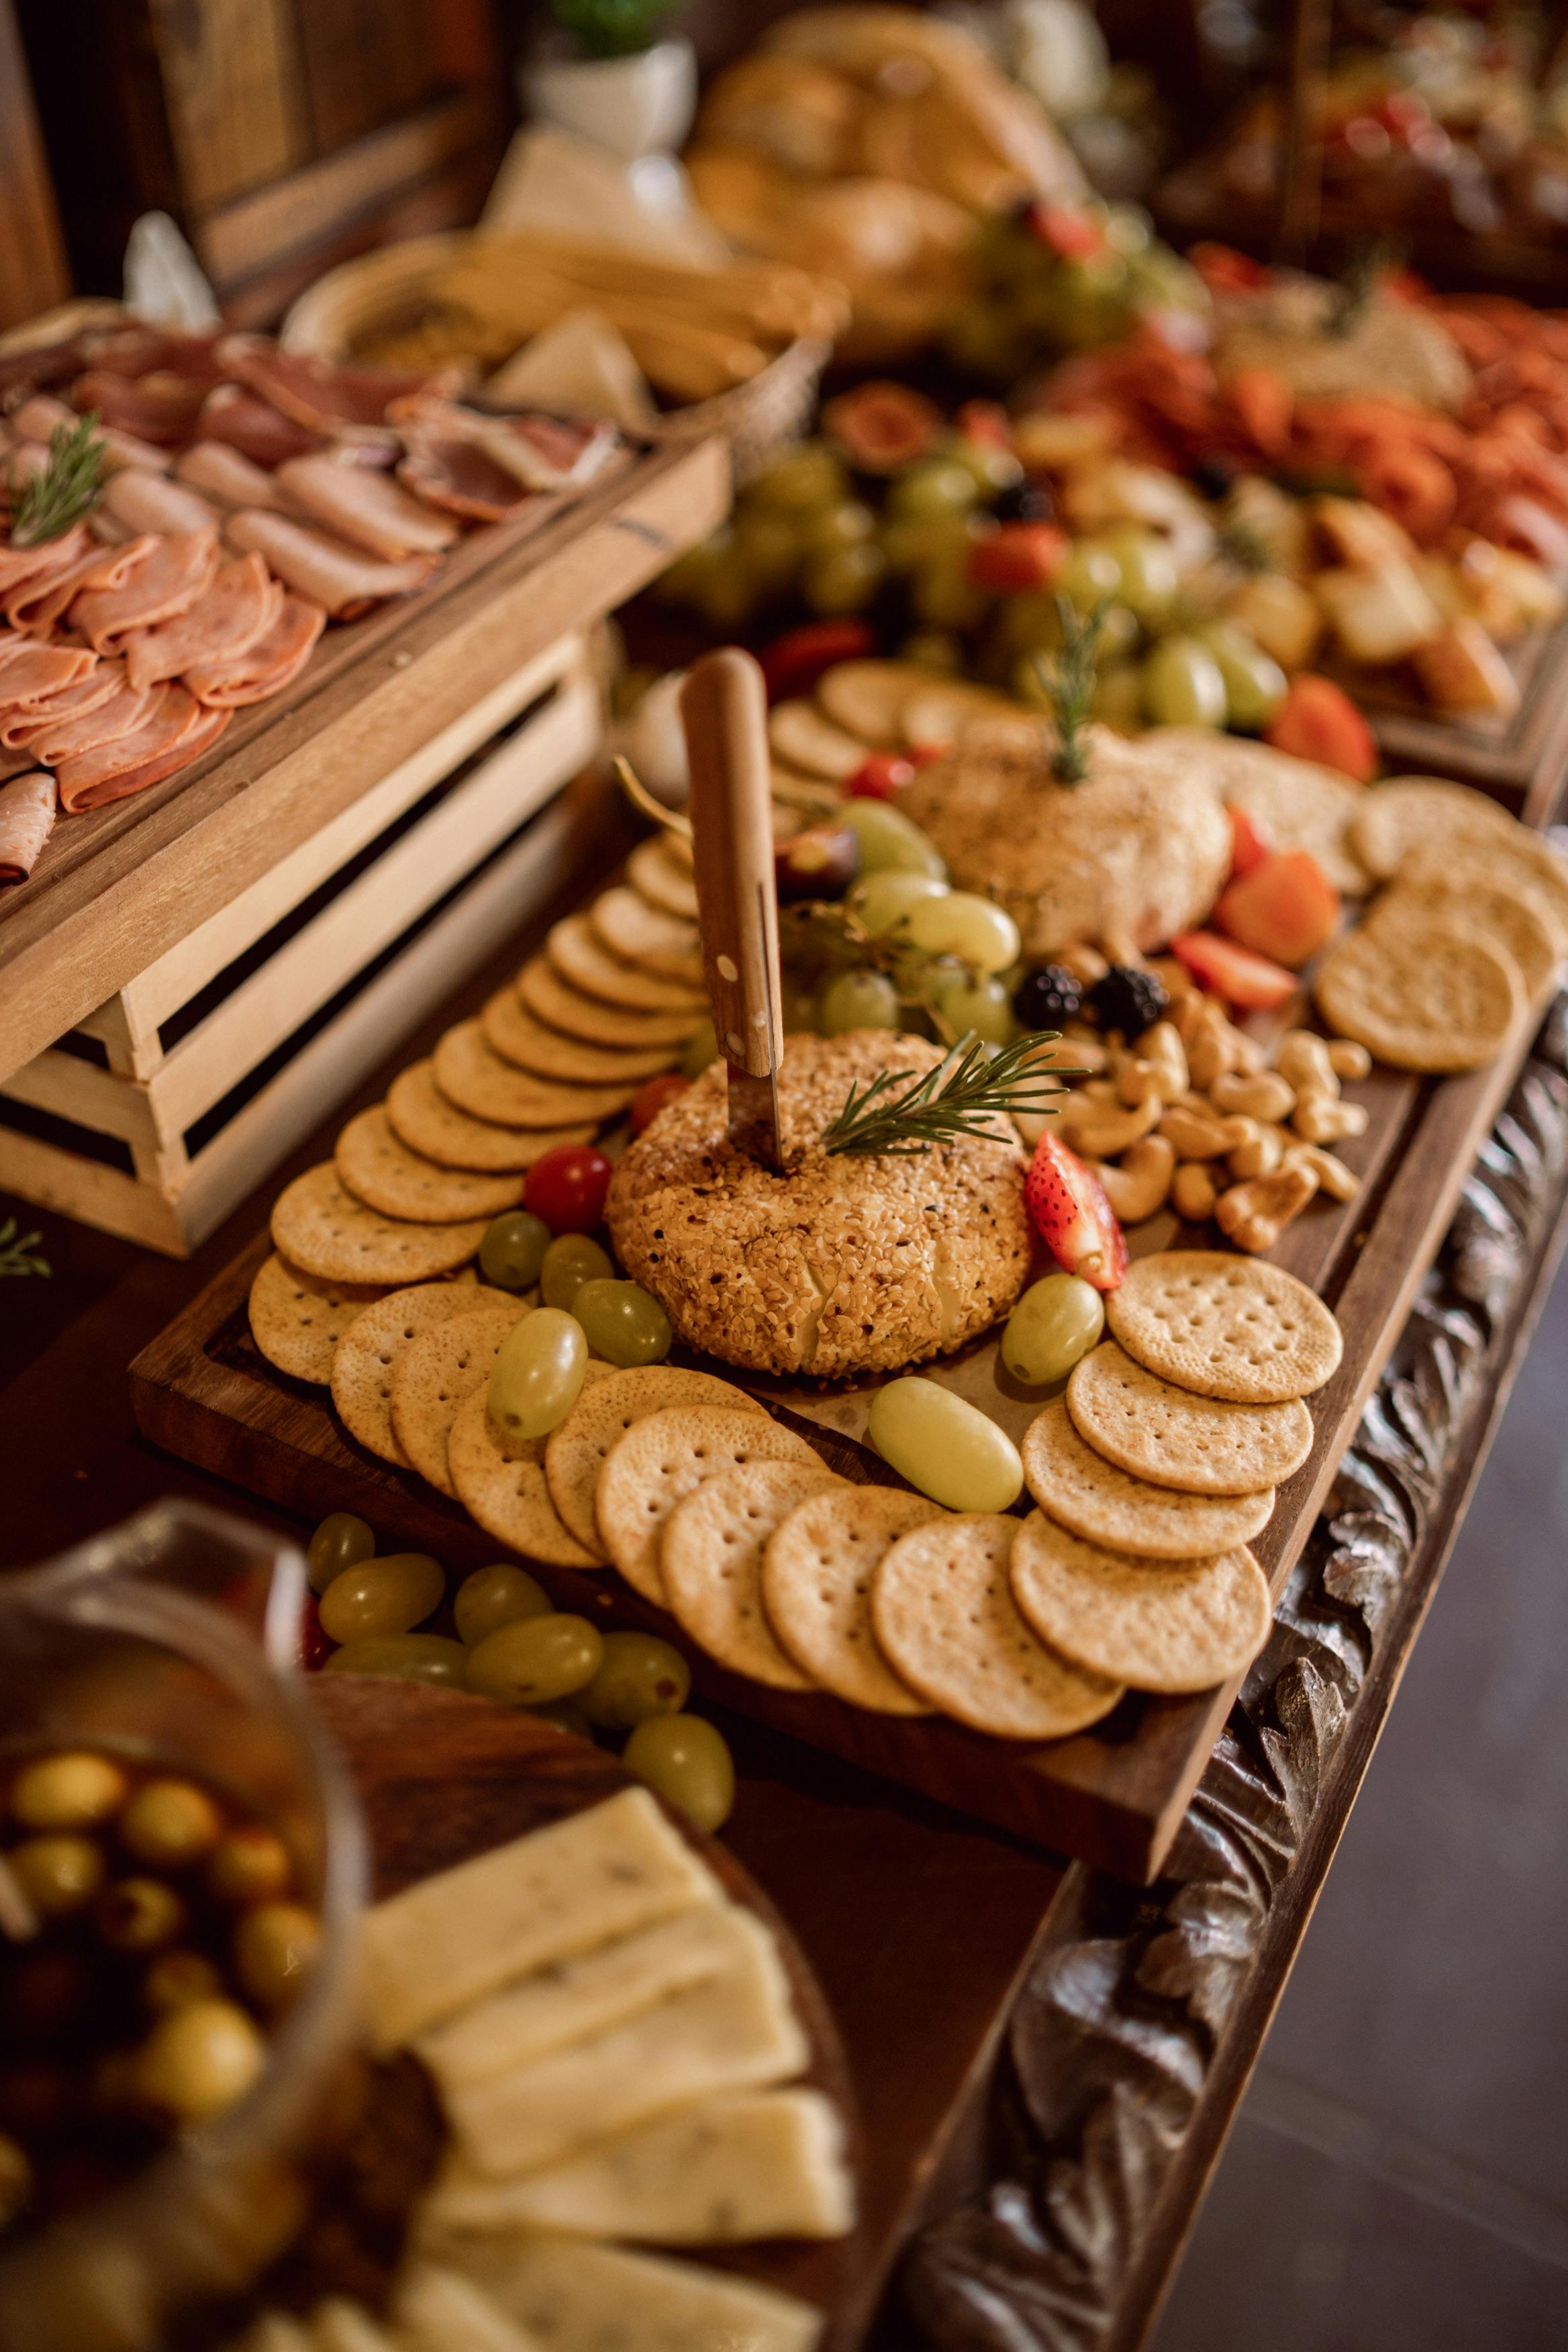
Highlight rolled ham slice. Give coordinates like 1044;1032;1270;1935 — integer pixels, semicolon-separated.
5;536;155;636
173;441;284;511
0;524;93;598
0;770;56;883
0;662;121;748
72;370;211;448
123;554;280;693
56;685;227;814
71;528;219;653
9;393;172;476
276;452;458;560
225;509;438;617
197;385;324;469
0;638;99;706
185;593;325;707
219;338;442;432
97;468;222;539
19;667;153;768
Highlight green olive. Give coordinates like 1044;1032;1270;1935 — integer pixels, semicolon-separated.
577;1631;691;1732
144;1949;225;2016
317;1553;444;1645
624;1714;736;1834
0;2133;31;2230
479;1210;551;1295
454;1563;552;1647
466;1615;603;1708
322;1634;469;1686
306;1513;375;1596
234;1902;321;2010
540;1232;614;1313
119;1779;223;1869
10;1834;106;1918
96;1877;187;1954
137;1999;266;2124
10;1751;127;1832
207;1826;293;1907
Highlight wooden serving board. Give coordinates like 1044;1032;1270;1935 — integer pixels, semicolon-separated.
309;1675;865;2349
1349;607;1568;823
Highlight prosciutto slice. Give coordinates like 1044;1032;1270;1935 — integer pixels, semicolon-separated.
19;667;153;767
5;536;154;636
97;468;221;539
9;394;172;477
0;638;99;705
225;509;438;617
173;441;284;511
73;370;211;448
123;554;280;693
0;770;56;883
80;328;227;385
185;593;325;707
197;386;324;469
56;685;226;814
71;528;219;653
0;663;121;748
479;411;618;492
276;452;457;560
0;525;93;598
219;338;440;433
391;395;616;518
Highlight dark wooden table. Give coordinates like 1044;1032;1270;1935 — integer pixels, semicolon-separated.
7;907;1568;2349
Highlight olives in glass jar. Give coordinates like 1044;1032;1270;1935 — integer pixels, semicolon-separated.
9;1753;126;1833
136;1998;266;2125
233;1902;320;2011
120;1779;222;1871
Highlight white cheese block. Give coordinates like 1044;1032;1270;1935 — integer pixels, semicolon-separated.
444;2239;822;2352
445;1911;808;2177
394;2264;543;2352
360;1789;722;2051
310;2300;397;2352
424;2087;854;2245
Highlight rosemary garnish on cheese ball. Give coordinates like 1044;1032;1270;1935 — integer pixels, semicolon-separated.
823;1030;1070;1158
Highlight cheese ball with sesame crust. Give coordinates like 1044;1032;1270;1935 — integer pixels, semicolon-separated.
605;1031;1032;1381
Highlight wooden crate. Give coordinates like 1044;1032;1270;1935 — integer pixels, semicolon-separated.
0;635;600;1255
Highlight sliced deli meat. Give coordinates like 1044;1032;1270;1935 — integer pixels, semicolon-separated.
0;524;94;598
0;634;99;704
72;368;211;446
0;662;122;748
21;667;154;767
5;536;156;636
81;327;228;385
54;682;223;814
185;593;325;706
70;527;220;652
483;410;619;491
219;338;443;432
8;394;173;476
225;509;439;616
196;385;324;469
173;440;285;511
277;452;458;559
97;467;221;540
123;554;281;693
0;769;56;883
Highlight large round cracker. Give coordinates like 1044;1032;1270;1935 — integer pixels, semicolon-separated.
767;698;867;781
447;1381;609;1570
434;1020;636;1126
1106;1251;1342;1404
1404;826;1568;936
546;912;706;1014
387;1061;597;1173
762;1484;943;1714
518;957;700;1050
482;987;674;1083
248;1252;383;1385
1315;916;1524;1075
814;658;930;748
871;1514;1122;1738
1368;875;1561;1000
662;1460;844;1689
330;1282;498;1466
595;1406;823;1604
271;1163;485;1285
589;886;703;985
1149;726;1371;896
1350;777;1516;881
628;835;700;922
1022;1397;1275;1559
544;1366;767;1561
389;1300;529;1497
1067;1343;1312;1494
336;1105;524;1224
1010;1510;1273;1693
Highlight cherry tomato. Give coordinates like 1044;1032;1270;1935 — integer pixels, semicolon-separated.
844;752;916;800
758;620;875;703
630;1073;692;1134
968;522;1069;594
524;1144;614;1236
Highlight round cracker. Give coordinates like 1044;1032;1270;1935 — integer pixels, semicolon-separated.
387;1060;597;1173
1010;1510;1273;1693
595;1405;823;1604
662;1460;844;1689
1022;1397;1275;1559
814;658;928;748
271;1163;485;1285
482;987;674;1083
1350;777;1516;881
1153;727;1370;896
1404;825;1568;942
628;835;700;923
589;886;703;985
546;1367;768;1562
1315;916;1524;1075
1369;875;1561;999
248;1252;383;1385
1068;1342;1312;1494
434;1020;637;1127
871;1514;1122;1739
518;957;700;1050
336;1105;524;1224
546;912;706;1014
1106;1251;1342;1403
448;1381;609;1569
330;1282;498;1465
767;698;867;781
762;1484;943;1714
389;1300;529;1497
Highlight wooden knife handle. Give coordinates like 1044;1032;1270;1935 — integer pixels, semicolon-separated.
680;647;783;1081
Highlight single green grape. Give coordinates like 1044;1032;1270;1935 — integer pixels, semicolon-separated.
572;1279;673;1368
317;1553;444;1645
838;798;946;879
887;459;983;522
577;1630;691;1731
846;870;948;939
801;499;875;554
1141;635;1228;728
624;1714;736;1834
816;967;901;1036
801;541;885;616
489;1308;587;1442
867;1377;1024;1511
467;1615;603;1708
1193;620;1287;730
530;1700;593;1739
540;1232;614;1312
902;890;1020;975
1055;541;1122;614
1001;1273;1106;1387
879;513;971;575
479;1210;550;1295
683;1019;719;1077
925;967;1016;1044
306;1512;375;1596
1101;528;1179;624
322;1634;468;1686
454;1563;552;1647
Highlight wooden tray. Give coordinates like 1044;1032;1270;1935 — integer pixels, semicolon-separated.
309;1675;864;2347
1350;609;1568;822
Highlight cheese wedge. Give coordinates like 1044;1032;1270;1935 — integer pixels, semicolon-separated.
485;309;655;434
445;1912;808;2177
423;2088;854;2244
360;1789;722;2051
415;1902;758;2094
310;2301;397;2352
395;2265;542;2352
442;2239;822;2352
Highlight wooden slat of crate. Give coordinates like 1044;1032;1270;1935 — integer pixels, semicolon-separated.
145;0;309;213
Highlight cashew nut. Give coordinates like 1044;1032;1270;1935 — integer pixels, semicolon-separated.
1187;1000;1254;1090
1327;1038;1372;1080
1227;1122;1287;1180
1275;1031;1339;1096
1230;1028;1268;1075
1116;1054;1165;1108
1091;1134;1176;1224
1210;1069;1297;1123
1057;942;1109;987
1169;990;1210;1048
1215;1163;1319;1253
1058;1029;1110;1075
1284;1141;1360;1202
1057;1092;1165;1156
1292;1091;1369;1145
1134;1020;1189;1098
1171;1161;1220;1222
1159;1104;1253;1159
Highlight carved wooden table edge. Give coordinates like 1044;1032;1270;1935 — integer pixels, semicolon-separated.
889;987;1568;2352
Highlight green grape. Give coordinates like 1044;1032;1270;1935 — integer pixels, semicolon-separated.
838;798;946;879
817;967;901;1036
901;628;963;671
571;1278;673;1367
887;460;983;521
454;1563;552;1647
1001;1273;1106;1387
317;1553;444;1645
488;1308;587;1441
781;982;819;1033
902;890;1020;975
1193;620;1287;731
654;538;724;605
747;442;846;511
1104;207;1153;256
801;500;875;554
1141;636;1227;728
801;540;885;615
467;1615;603;1708
323;1634;468;1687
1101;528;1179;624
925;967;1015;1044
847;871;948;938
1055;541;1122;614
542;1232;614;1312
479;1210;550;1295
683;1018;718;1077
1091;661;1147;731
577;1630;691;1731
731;509;801;592
867;1377;1024;1511
306;1512;374;1596
530;1700;593;1739
624;1714;735;1834
911;550;989;630
946;439;1024;495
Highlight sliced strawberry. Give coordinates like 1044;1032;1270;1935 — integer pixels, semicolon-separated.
1028;205;1107;260
968;522;1069;594
1228;803;1273;877
1214;847;1340;967
1025;1133;1128;1293
758;621;875;703
1263;674;1377;782
844;750;916;799
954;399;1014;451
1170;929;1298;1010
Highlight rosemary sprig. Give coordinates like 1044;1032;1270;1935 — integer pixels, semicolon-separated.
7;412;107;548
1034;595;1108;785
824;1030;1073;1158
1216;518;1273;574
0;1217;50;1279
1327;236;1404;340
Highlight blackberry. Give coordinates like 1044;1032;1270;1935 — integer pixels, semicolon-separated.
1190;454;1238;502
991;479;1055;524
1013;963;1082;1029
1088;964;1168;1039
